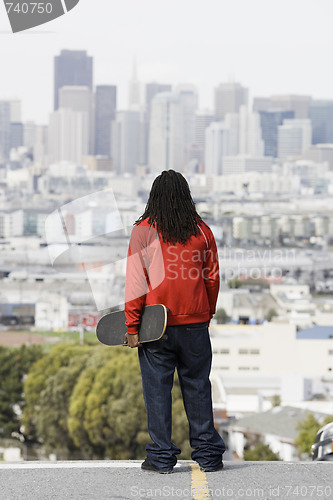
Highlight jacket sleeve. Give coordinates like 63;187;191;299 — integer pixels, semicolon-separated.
202;226;220;318
124;225;149;335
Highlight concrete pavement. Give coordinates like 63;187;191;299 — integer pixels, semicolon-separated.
0;460;333;500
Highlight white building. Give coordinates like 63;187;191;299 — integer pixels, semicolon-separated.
111;110;144;174
48;108;90;164
238;105;264;157
148;92;183;171
278;119;312;159
0;210;24;237
214;82;248;121
204;122;226;175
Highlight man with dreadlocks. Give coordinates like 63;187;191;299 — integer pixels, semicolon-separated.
124;170;225;474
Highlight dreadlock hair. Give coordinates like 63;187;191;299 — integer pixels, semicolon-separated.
135;170;205;244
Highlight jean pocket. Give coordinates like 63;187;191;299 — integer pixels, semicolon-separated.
186;323;209;356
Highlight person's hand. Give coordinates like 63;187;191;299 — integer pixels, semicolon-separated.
124;333;142;348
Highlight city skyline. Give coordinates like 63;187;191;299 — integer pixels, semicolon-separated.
0;0;333;122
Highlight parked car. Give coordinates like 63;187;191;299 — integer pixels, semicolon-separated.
311;422;333;461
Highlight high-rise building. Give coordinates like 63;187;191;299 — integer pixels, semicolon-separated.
128;58;141;111
111;110;144;174
258;109;294;157
204;122;226;175
54;50;93;110
278;119;312;160
214;82;248;121
94;85;117;156
149;92;183;171
10;123;23;151
0;101;11;161
254;95;310;119
304;144;333;171
142;83;172;165
309;100;333;144
175;84;198;162
238;106;264;157
194;109;214;167
58;85;94;155
49;108;89;165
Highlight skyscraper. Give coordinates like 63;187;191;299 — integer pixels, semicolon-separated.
309;100;333;144
204;122;226;175
278;119;312;160
149;92;183;171
214;82;248;121
0;101;11;161
94;85;117;156
144;82;172;165
254;95;310;119
238;106;264;157
258;109;295;157
111;110;143;174
194;109;214;167
59;85;94;154
128;58;141;111
54;50;93;110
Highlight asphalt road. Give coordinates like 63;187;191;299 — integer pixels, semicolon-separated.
0;460;333;500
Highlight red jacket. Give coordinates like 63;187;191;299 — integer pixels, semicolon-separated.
124;218;220;334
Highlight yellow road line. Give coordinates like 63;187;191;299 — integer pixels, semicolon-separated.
190;463;211;500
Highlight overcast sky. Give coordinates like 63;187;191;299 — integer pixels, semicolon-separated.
0;0;332;123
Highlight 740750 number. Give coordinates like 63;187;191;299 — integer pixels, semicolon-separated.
5;3;53;14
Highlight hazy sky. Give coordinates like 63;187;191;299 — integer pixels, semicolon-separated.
0;0;333;123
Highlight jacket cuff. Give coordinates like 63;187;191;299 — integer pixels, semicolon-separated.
126;325;139;335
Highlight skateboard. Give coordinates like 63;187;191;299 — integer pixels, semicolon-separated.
96;304;168;346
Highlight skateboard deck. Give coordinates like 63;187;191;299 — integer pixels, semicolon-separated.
96;304;168;346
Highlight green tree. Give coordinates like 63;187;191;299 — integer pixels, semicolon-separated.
295;413;333;457
295;413;320;457
0;345;43;438
227;279;242;289
265;308;278;322
243;443;281;461
214;308;230;324
22;343;91;442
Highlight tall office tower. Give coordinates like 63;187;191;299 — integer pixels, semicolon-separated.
149;92;183;171
278;119;312;160
0;101;11;161
49;108;89;164
238;106;264;157
268;95;310;119
10;123;23;151
54;50;93;110
224;113;239;156
34;125;48;166
309;100;333;144
128;59;141;111
214;82;248;121
175;85;198;162
111;110;143;174
252;97;271;113
59;85;94;154
204;122;227;175
252;94;311;119
94;85;117;156
258;109;294;157
24;122;36;150
194;109;214;166
145;83;172;120
143;82;172;164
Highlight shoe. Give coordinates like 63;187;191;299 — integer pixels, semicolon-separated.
199;462;224;472
141;458;173;474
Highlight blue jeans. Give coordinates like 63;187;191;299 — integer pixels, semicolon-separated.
138;322;225;471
